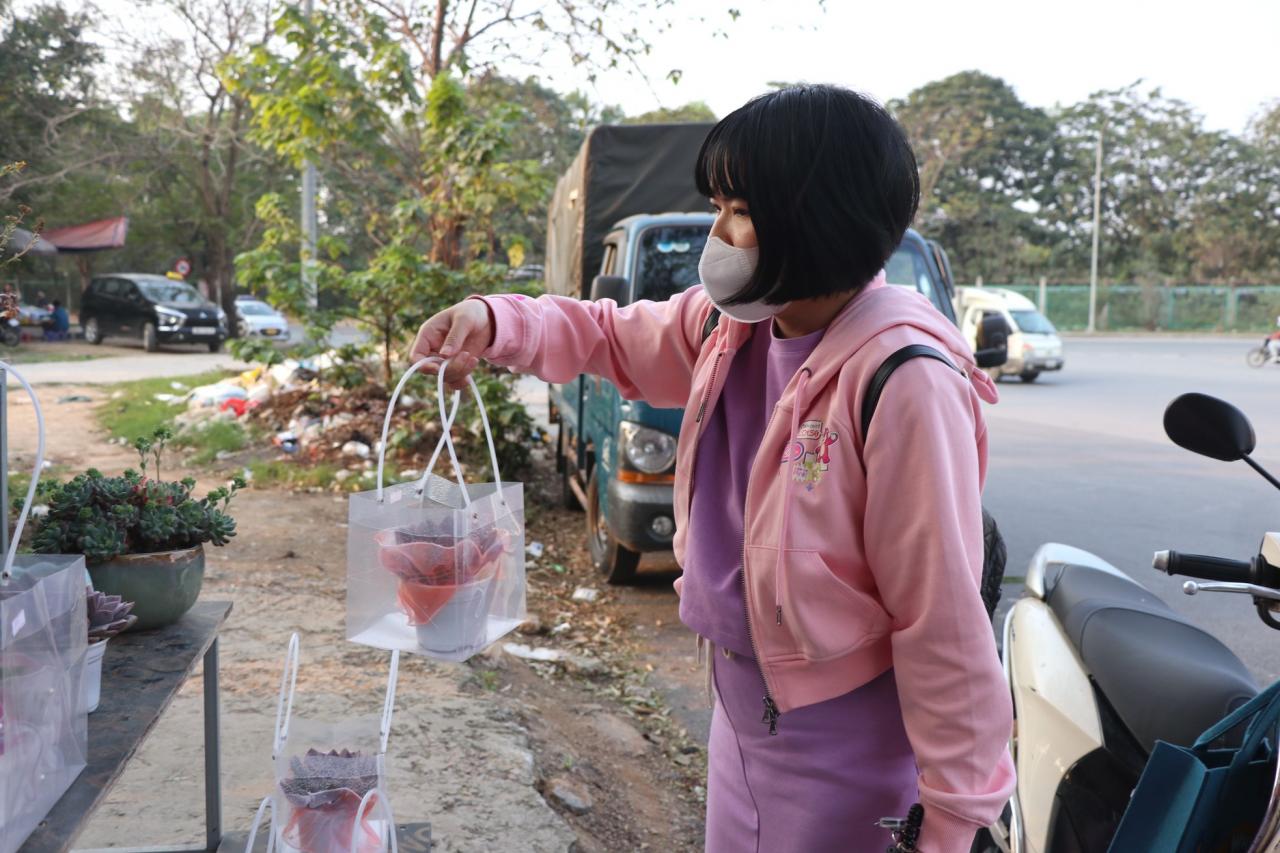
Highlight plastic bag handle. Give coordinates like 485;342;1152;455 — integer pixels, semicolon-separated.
272;633;301;757
413;389;461;502
352;772;400;853
412;359;506;507
376;358;466;503
379;649;399;755
1194;678;1280;751
0;362;45;584
244;796;277;853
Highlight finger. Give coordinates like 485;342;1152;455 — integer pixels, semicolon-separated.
410;316;447;362
439;312;473;359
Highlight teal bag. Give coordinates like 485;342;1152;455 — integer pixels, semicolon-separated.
1108;678;1280;853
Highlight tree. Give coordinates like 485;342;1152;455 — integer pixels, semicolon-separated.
0;0;117;203
889;71;1058;281
625;101;716;124
118;0;285;327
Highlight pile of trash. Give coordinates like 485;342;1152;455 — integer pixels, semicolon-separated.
173;353;449;472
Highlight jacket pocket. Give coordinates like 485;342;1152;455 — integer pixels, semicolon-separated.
772;547;891;661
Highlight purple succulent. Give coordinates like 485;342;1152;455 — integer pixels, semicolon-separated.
87;588;137;643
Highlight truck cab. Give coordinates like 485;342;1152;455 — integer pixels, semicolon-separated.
553;216;972;582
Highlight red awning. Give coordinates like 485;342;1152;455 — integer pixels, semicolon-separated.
42;216;129;253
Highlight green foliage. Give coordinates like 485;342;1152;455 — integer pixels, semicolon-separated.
228;336;285;367
467;367;537;478
97;370;232;441
177;420;249;465
31;429;247;562
624;102;716;124
246;460;342;490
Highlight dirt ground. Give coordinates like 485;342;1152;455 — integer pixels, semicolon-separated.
5;388;706;851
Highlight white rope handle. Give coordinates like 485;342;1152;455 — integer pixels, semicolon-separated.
413;360;506;507
379;649;399;755
351;776;400;853
272;633;300;756
376;358;466;502
0;361;45;584
244;796;277;853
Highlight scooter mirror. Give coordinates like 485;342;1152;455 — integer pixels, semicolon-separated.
1164;393;1256;462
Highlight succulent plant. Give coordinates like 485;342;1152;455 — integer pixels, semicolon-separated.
87;588;136;643
280;748;379;808
26;427;245;564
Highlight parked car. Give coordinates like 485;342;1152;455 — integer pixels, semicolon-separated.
954;287;1064;382
235;298;291;341
81;273;228;352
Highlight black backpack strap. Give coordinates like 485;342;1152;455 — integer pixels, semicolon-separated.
701;307;721;345
860;345;961;439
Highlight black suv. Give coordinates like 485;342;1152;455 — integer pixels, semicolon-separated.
81;274;228;352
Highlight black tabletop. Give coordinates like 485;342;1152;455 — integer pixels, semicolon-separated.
19;600;233;853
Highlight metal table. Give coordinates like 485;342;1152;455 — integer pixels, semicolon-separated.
19;601;232;853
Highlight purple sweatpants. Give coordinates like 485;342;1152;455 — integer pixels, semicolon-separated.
706;650;918;852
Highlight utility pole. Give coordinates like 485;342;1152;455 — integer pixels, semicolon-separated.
300;0;319;310
1088;125;1104;334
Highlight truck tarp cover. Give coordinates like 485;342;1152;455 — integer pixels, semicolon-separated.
547;123;713;299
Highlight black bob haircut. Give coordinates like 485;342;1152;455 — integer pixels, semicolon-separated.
694;84;920;306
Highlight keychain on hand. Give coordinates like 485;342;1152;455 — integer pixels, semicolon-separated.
878;803;924;853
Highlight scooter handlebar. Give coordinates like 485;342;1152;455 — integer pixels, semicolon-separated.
1153;550;1254;583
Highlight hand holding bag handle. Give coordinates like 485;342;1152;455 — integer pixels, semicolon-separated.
0;360;46;584
415;358;506;509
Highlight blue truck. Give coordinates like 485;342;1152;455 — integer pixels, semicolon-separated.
545;123;997;582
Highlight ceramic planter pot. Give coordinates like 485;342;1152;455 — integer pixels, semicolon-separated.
87;545;204;631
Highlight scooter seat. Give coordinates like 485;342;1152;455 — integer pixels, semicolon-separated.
1044;563;1258;754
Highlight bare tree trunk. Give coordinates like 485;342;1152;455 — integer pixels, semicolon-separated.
429;0;449;75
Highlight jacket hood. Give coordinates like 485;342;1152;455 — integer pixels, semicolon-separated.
714;273;999;406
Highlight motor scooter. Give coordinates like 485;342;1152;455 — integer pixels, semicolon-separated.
979;392;1280;853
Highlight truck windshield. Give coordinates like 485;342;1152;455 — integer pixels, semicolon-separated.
1010;309;1056;335
634;225;708;303
884;246;939;307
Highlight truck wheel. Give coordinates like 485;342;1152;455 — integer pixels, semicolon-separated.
586;469;640;585
143;322;159;353
1019;370;1040;383
556;427;582;511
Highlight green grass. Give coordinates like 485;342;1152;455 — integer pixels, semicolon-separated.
246;460;344;490
177;420;249;465
97;370;231;442
0;351;102;365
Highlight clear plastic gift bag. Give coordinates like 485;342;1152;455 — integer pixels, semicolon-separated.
0;361;89;853
346;359;525;663
245;635;399;853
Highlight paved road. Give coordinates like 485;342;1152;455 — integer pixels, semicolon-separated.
986;336;1280;683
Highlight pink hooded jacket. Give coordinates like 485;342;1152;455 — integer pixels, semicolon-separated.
477;277;1016;852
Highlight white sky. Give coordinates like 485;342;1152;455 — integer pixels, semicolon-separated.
552;0;1280;134
28;0;1280;134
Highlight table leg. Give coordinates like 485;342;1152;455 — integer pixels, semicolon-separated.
203;638;222;852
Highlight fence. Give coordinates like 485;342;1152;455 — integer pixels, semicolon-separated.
988;283;1280;334
4;278;82;313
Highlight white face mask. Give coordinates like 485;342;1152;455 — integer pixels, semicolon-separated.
697;236;787;324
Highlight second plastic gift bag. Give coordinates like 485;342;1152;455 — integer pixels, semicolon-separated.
347;358;525;663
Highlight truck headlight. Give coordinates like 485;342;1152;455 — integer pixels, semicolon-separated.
618;421;677;475
156;306;185;330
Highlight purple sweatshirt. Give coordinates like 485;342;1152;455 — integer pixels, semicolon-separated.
678;320;825;657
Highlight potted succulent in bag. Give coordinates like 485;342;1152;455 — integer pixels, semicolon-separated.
280;748;384;853
29;428;245;630
84;588;136;712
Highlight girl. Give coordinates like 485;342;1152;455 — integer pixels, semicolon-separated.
413;84;1014;853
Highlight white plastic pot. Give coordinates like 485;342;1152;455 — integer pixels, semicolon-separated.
414;573;497;658
85;640;107;713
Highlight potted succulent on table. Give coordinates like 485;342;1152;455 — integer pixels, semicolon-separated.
84;588;136;712
29;428;245;630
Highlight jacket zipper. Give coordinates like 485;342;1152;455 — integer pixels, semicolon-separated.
695;351;725;423
741;403;781;735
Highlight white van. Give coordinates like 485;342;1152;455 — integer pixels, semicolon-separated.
954;287;1064;382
